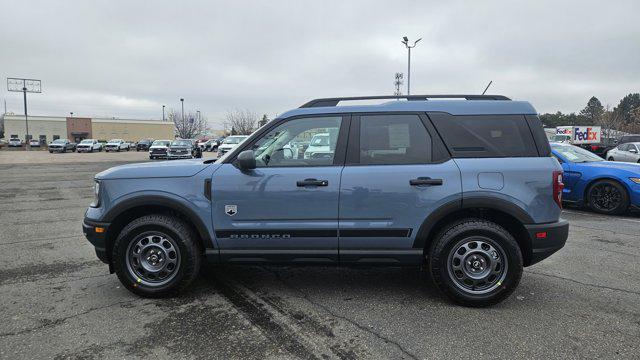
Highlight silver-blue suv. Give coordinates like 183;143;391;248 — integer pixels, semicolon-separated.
83;95;568;306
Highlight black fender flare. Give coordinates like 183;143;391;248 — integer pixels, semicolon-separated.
103;195;212;249
413;196;534;249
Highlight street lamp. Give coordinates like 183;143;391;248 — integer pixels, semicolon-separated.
162;105;165;122
180;98;184;122
7;77;41;150
197;110;201;122
401;36;422;95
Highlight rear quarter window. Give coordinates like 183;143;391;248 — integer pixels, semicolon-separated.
428;113;539;158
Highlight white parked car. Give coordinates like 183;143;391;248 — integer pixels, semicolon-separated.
29;139;41;147
76;139;103;153
9;138;23;147
149;140;171;160
217;135;249;157
606;142;640;163
304;133;333;159
105;139;130;152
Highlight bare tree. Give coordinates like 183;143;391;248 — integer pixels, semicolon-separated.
224;109;259;135
599;105;623;138
170;109;206;139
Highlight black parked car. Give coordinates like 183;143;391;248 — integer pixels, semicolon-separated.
618;134;640;145
136;139;154;151
48;139;77;153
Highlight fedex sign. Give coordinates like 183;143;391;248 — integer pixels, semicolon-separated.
571;126;601;144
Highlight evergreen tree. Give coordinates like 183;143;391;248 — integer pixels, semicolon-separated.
579;96;604;125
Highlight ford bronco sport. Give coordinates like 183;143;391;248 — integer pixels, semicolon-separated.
83;95;568;306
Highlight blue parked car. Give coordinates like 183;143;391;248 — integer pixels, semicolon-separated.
551;143;640;214
83;95;568;307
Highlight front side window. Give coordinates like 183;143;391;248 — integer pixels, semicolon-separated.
250;116;342;167
359;114;432;165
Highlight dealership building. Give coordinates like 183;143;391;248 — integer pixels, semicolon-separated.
3;114;175;144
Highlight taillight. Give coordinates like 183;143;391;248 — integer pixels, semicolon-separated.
553;170;564;208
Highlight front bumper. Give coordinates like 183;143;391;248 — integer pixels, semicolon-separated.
77;147;92;152
524;219;569;266
48;147;65;152
83;218;111;264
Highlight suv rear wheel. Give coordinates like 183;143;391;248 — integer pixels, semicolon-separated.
429;218;523;307
112;214;201;297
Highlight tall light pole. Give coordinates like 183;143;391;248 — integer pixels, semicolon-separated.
401;36;422;95
7;78;41;150
70;112;73;118
162;105;165;122
180;98;184;122
197;110;201;122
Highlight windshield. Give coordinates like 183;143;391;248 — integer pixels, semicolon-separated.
224;136;247;144
553;144;603;163
171;140;190;146
52;139;66;144
310;134;329;146
152;140;170;146
139;139;151;144
108;139;121;143
80;140;93;144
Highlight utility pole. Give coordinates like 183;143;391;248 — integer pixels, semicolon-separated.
394;73;403;96
401;37;422;95
197;110;201;122
162;105;165;122
7;78;41;150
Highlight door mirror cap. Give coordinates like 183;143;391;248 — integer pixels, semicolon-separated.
236;150;256;170
629;148;638;153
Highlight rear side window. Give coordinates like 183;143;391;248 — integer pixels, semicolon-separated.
359;114;432;164
429;113;538;158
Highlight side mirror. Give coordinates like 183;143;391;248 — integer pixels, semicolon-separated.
237;150;256;170
629;148;638;154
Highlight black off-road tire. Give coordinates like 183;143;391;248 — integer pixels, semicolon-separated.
112;214;202;297
428;218;523;307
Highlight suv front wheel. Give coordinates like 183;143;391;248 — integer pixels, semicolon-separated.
429;218;523;307
112;214;201;297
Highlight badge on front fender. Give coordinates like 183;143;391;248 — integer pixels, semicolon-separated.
225;205;237;216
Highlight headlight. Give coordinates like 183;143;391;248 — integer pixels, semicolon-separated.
630;178;640;184
90;181;100;207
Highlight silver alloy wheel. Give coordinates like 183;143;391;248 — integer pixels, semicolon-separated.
126;232;181;287
447;237;508;295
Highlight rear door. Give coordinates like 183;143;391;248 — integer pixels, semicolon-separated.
338;113;461;265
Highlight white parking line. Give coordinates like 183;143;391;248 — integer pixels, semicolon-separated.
562;209;640;223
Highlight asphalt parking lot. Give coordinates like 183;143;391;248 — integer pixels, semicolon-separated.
1;154;639;359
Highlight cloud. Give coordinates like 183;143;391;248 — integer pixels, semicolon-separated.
1;0;638;127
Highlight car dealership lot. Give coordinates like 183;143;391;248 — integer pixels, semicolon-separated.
1;157;639;359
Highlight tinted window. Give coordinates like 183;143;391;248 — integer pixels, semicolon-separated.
251;116;342;167
430;114;538;157
359;115;431;165
618;144;629;151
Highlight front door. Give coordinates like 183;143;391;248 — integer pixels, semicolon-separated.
339;114;462;264
211;115;348;264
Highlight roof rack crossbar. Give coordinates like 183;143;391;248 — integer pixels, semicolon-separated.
299;94;511;108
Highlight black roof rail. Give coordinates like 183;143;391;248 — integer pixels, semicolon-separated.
299;94;511;108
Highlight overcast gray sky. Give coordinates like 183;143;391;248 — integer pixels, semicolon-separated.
1;0;639;128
